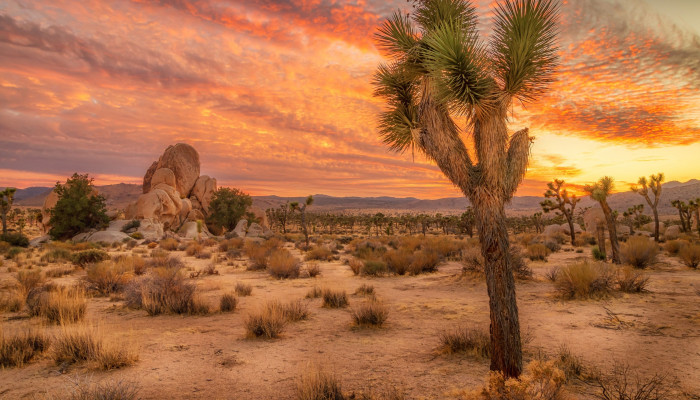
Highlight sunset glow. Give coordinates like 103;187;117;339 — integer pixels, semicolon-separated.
1;0;698;198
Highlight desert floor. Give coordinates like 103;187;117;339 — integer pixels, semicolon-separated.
1;238;699;399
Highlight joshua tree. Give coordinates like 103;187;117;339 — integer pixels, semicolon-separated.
622;204;646;235
373;0;558;377
671;200;692;233
540;179;580;245
460;207;475;237
1;187;17;236
290;195;313;249
583;177;620;264
690;199;700;235
632;173;663;242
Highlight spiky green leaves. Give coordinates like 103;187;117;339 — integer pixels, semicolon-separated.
422;21;494;116
491;0;559;103
415;0;478;34
584;177;614;203
372;63;419;153
375;11;417;60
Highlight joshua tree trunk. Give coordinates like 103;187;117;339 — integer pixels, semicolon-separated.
473;196;522;376
1;213;7;236
596;224;607;259
599;201;620;263
566;216;576;245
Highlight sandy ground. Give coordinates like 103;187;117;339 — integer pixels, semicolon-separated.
1;241;699;399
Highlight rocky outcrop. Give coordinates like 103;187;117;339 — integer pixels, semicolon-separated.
543;224;566;237
143;143;200;196
665;225;681;240
233;219;247;237
178;221;211;240
583;207;606;234
191;175;217;216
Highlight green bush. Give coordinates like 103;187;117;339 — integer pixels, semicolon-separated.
120;220;141;233
48;173;109;240
592;246;606;261
0;233;29;247
71;249;110;267
129;232;144;240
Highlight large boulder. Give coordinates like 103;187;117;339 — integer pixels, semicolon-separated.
560;223;582;235
543;224;566;237
640;222;665;234
29;235;51;248
143;143;200;197
73;230;129;244
131;183;183;229
137;219;164;241
150;168;177;189
247;222;264;238
233;219;248;237
617;225;631;237
583;207;606;234
178;221;211;240
41;190;59;233
665;225;681;240
192;175;217;216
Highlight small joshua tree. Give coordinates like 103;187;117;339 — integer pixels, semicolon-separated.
584;177;620;264
690;199;700;235
0;187;17;236
632;173;663;242
540;179;580;245
671;200;692;233
290;195;314;249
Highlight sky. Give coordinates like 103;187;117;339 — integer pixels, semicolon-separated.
0;0;698;199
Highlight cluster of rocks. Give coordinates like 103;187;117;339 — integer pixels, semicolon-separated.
125;143;216;232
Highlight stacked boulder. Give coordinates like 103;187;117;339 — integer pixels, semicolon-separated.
126;143;217;232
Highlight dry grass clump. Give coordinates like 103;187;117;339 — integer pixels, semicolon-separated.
0;289;24;312
267;299;310;322
71;249;110;267
555;345;587;381
621;236;659;268
41;247;72;263
351;300;388;327
408;250;441;274
354;284;375;296
594;362;671;400
244;303;286;339
475;360;566;400
28;285;87;324
322;288;348;308
616;267;650;293
526;243;550;261
461;247;531;279
422;236;463;258
53;324;137;370
85;261;133;295
219;292;238;312
305;261;321;277
15;270;44;293
0;326;50;367
679;244;700;269
244;241;272;270
125;267;209;315
348;258;364;275
306;286;323;299
545;267;560;282
184;242;204;257
296;366;344;400
461;247;484;274
663;240;687;255
361;259;388;276
383;248;413;275
555;262;615;299
235;282;253;296
159;238;179;251
64;378;139;400
305;246;334;261
46;267;74;278
267;248;301;279
144;254;183;271
437;325;490;358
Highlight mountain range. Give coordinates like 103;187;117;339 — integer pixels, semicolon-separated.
6;179;700;216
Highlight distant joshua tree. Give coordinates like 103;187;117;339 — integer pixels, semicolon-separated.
373;0;559;377
290;195;314;249
671;200;692;233
622;204;647;235
540;179;580;245
0;187;16;236
689;199;700;235
584;177;620;264
631;173;663;241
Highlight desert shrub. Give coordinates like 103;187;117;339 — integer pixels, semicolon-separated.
244;303;286;339
235;282;253;296
0;233;29;247
306;286;323;299
526;243;550;261
145;254;183;271
509;247;533;279
354;284;375;296
592;246;606;261
437;325;490;357
268;249;301;279
6;246;23;260
408;250;441;275
461;247;484;273
127;267;208;315
120;219;141;233
0;289;24;312
46;267;74;278
348;258;364;275
595;362;671;400
206;187;253;232
616;267;650;293
130;232;144;240
306;261;321;277
545;267;560;282
72;249;109;267
64;379;139;400
15;270;44;293
322;288;348;308
422;236;463;258
159;238;179;251
28;285;87;324
48;174;109;240
621;236;659;268
555;345;587;381
679;244;700;269
461;247;531;279
95;340;139;370
245;242;271;270
41;247;72;263
544;239;562;254
362;259;388;276
85;261;133;295
305;246;333;261
664;240;687;255
220;292;238;312
477;360;566;400
555;261;615;299
351;300;388;327
296;366;344;400
269;299;309;322
0;327;50;367
53;324;137;370
353;241;386;260
383;248;413;275
185;242;204;257
218;237;244;252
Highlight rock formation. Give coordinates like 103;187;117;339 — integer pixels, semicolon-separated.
126;143;216;232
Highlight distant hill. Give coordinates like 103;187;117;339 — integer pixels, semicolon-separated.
11;180;700;216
